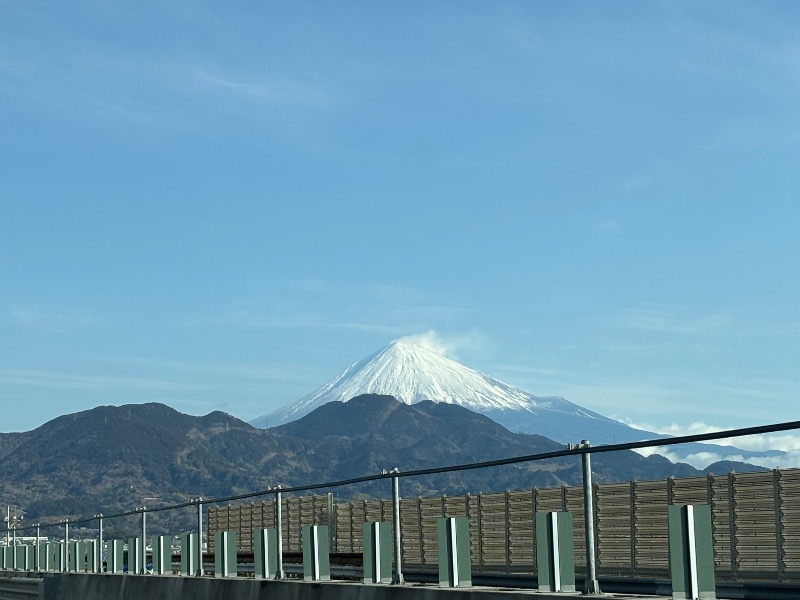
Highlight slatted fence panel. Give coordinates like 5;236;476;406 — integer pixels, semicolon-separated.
333;502;353;553
507;490;535;571
780;469;800;581
596;482;631;576
633;480;669;577
734;472;779;578
397;498;422;565
419;497;444;566
206;468;800;584
566;485;587;575
476;492;507;569
235;501;277;552
707;474;733;578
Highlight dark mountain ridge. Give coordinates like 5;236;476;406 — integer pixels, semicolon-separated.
0;397;765;535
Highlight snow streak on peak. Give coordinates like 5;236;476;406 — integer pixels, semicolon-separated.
259;340;584;426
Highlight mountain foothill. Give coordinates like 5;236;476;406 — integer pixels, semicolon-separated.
0;395;764;536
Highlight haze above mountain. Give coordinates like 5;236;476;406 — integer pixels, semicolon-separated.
252;340;786;468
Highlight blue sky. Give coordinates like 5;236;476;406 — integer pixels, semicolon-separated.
2;2;799;450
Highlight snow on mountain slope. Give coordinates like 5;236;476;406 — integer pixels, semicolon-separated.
254;341;623;433
250;340;787;466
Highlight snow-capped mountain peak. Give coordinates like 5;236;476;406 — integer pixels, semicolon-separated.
254;340;599;427
250;339;788;468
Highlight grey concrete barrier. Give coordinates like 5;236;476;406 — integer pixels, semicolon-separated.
0;576;43;599
0;572;601;600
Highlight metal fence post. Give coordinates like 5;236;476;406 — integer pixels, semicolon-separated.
577;441;601;595
327;492;335;553
95;514;103;573
275;487;284;579
63;520;69;573
391;471;404;584
194;497;203;576
35;523;40;572
139;506;147;574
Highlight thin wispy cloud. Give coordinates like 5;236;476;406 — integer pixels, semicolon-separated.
279;278;334;294
492;364;564;378
580;374;799;426
498;18;545;55
80;354;325;385
362;284;474;324
190;282;472;339
614;307;732;335
0;29;337;130
0;52;21;75
701;379;800;404
10;309;103;333
191;68;337;110
706;116;800;152
667;16;800;100
194;311;403;336
0;368;206;393
0;34;170;125
0;357;327;397
622;175;651;190
596;220;620;230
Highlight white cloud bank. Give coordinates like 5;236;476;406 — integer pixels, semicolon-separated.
623;419;800;470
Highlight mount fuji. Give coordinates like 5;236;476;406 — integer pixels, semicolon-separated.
251;340;785;466
253;341;644;444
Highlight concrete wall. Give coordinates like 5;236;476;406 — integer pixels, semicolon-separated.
1;571;585;600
